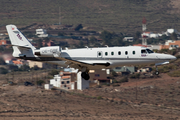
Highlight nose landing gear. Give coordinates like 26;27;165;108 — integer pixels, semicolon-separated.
155;65;159;75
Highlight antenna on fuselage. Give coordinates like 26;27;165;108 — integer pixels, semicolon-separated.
105;45;109;48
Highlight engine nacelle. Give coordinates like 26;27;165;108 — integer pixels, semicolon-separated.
34;46;61;57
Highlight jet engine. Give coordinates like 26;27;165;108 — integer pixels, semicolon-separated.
34;46;61;57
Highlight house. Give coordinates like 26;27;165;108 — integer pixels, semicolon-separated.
167;29;179;34
89;69;111;85
133;44;161;50
160;40;180;50
137;67;152;73
113;66;135;74
42;40;55;46
123;37;134;42
36;29;48;37
28;61;44;68
50;70;89;90
0;40;10;46
12;59;23;68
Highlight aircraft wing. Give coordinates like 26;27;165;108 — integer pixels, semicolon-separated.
54;55;110;69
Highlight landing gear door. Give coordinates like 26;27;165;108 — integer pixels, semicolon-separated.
97;51;103;58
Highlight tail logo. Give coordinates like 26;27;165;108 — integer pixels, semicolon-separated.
12;27;14;30
17;34;22;41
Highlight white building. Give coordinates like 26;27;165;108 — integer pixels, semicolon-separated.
36;29;48;37
123;37;134;42
50;70;89;90
167;29;179;34
77;72;89;90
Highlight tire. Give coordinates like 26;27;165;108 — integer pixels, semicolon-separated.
155;71;159;75
81;72;90;80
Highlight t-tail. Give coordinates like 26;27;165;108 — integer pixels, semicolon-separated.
6;25;36;59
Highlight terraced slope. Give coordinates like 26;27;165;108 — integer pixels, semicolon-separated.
0;0;179;33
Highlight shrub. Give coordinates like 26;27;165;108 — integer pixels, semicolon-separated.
129;73;140;79
36;80;45;86
0;67;8;74
48;69;59;76
119;77;128;83
97;96;102;100
51;87;56;90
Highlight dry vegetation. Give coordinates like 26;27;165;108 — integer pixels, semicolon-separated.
0;72;180;119
0;0;180;33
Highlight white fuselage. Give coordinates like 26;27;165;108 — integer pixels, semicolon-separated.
33;46;176;69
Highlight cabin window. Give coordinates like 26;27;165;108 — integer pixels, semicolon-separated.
118;51;121;55
98;52;101;56
125;51;128;55
67;81;70;84
105;52;108;56
61;81;64;84
111;52;114;55
141;49;147;54
132;51;135;55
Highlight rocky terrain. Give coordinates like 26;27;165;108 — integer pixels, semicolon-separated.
0;73;180;120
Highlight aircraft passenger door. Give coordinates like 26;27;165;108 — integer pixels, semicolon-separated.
97;51;103;58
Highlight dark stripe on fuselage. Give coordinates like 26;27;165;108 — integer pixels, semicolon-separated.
16;57;171;62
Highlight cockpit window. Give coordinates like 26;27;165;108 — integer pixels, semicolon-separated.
141;49;147;54
146;49;154;54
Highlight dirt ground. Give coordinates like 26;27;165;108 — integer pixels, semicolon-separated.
0;73;180;120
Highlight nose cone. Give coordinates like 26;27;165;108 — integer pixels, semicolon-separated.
170;55;177;60
165;54;177;60
156;54;177;60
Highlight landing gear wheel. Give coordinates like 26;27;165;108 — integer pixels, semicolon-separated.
81;72;90;80
84;74;90;80
155;71;159;75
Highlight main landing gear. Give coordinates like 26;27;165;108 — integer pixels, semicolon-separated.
80;67;90;80
155;65;159;75
81;72;90;80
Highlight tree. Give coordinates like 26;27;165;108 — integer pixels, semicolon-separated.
79;40;84;48
89;36;97;45
100;30;112;46
0;67;8;74
0;57;6;65
134;31;141;40
74;24;83;31
8;64;18;71
19;65;30;71
37;39;43;48
171;32;178;40
58;32;64;36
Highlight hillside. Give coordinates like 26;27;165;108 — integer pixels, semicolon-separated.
0;0;180;33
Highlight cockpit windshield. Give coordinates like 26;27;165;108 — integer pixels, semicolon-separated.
146;49;154;54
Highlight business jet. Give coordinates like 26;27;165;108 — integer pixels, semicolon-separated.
6;24;176;80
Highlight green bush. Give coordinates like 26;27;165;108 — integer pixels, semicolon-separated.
97;96;102;100
48;69;59;76
36;80;45;86
129;73;140;79
119;77;128;83
0;67;8;74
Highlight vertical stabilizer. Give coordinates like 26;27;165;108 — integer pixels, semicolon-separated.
6;25;35;49
6;24;36;58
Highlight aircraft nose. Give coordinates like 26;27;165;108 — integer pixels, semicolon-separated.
156;54;176;60
170;55;177;60
165;54;176;60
